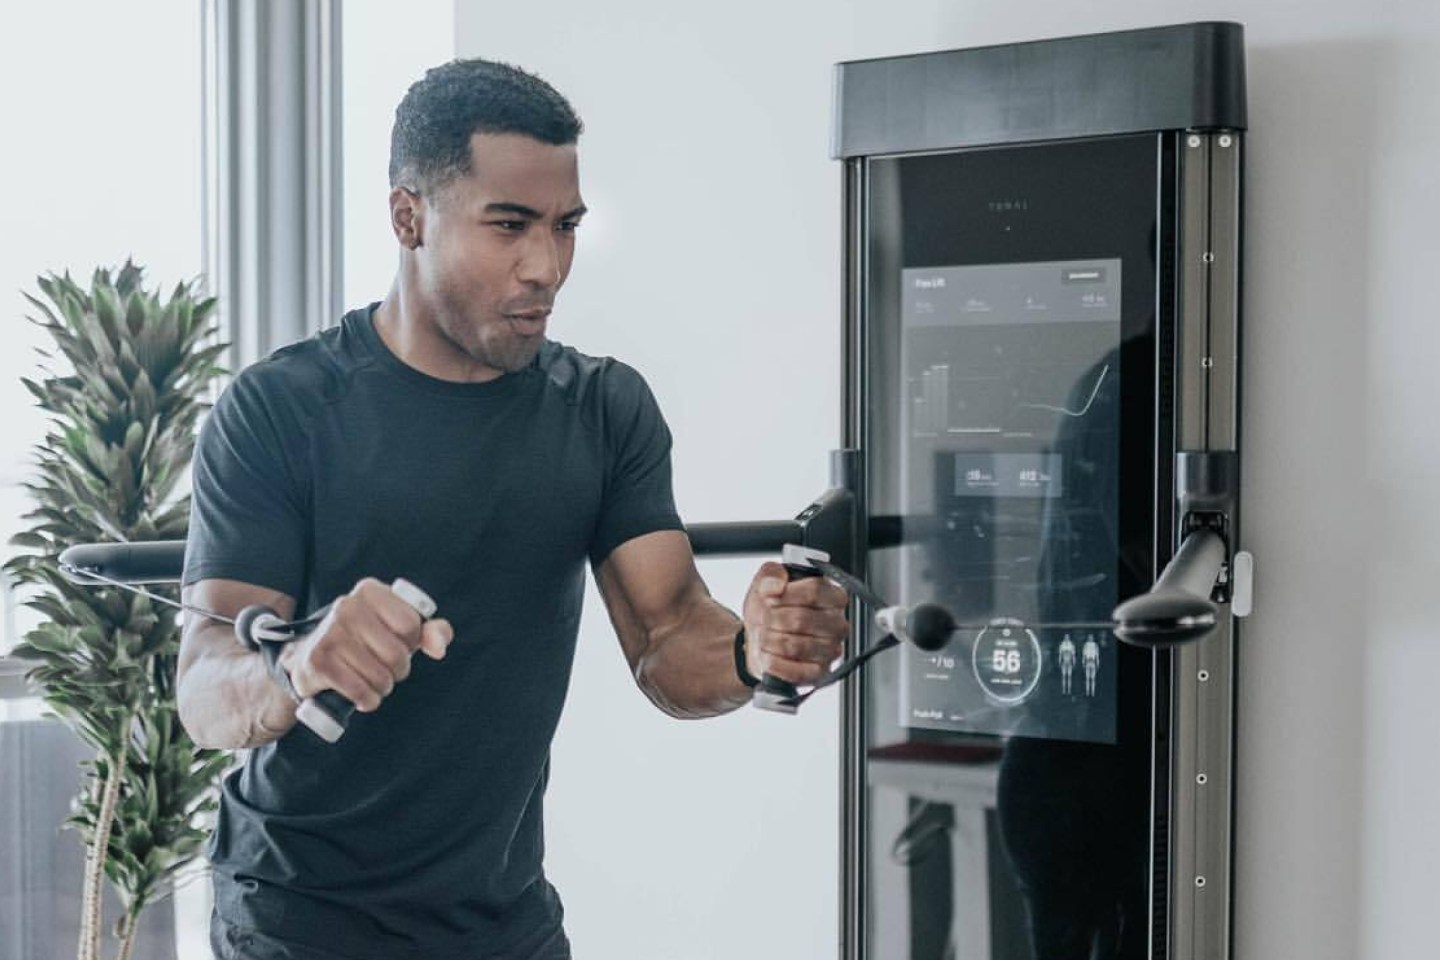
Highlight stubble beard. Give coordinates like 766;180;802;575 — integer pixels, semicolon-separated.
438;309;543;375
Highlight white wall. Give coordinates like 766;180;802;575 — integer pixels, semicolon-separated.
453;2;1440;959
342;0;454;308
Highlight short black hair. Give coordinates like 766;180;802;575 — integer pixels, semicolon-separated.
388;58;583;195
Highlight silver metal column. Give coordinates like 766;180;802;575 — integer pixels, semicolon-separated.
840;155;868;960
202;0;344;369
1169;130;1243;960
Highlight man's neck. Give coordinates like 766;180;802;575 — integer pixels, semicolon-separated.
372;283;504;383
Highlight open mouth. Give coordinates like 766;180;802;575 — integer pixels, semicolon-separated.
504;310;550;336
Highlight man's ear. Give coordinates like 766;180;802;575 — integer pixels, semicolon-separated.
389;186;424;249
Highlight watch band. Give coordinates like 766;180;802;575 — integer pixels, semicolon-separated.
734;625;759;689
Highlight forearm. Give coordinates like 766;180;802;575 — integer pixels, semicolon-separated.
177;621;299;750
633;598;752;719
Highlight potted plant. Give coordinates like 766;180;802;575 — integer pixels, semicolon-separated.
6;262;231;960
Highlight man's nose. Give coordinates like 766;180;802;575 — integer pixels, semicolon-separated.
516;229;562;288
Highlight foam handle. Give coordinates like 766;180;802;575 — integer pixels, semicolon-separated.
295;691;351;744
751;562;818;709
294;579;437;743
58;540;186;584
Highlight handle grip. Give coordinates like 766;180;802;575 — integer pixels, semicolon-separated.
300;578;437;742
295;689;355;744
751;545;830;715
249;579;437;743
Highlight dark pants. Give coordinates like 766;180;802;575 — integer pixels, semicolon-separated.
210;913;572;960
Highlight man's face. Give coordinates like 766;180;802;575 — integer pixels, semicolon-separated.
411;132;585;377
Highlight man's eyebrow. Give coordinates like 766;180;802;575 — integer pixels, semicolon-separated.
483;202;543;218
482;202;589;220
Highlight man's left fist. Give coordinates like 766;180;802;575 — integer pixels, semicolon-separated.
741;561;849;685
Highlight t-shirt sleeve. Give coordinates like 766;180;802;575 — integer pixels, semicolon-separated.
588;362;685;566
182;368;309;597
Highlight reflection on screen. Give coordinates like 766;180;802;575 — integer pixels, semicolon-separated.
897;259;1122;744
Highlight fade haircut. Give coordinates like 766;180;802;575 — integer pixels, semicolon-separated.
388;58;583;197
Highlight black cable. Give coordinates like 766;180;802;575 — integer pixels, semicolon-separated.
780;634;901;709
57;562;325;636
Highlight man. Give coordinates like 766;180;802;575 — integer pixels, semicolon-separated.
177;59;848;960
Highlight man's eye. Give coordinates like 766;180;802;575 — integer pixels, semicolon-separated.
558;220;582;233
490;220;527;232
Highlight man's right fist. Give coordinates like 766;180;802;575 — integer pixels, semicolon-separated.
281;578;454;712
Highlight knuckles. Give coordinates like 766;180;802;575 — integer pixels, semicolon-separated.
756;627;845;668
352;576;386;598
761;606;850;640
777;577;849;609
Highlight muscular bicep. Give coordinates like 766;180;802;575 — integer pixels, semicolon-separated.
593;530;709;671
178;579;296;678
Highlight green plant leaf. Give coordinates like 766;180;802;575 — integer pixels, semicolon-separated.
13;262;231;941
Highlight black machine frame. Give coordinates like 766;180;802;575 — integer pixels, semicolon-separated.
830;22;1247;960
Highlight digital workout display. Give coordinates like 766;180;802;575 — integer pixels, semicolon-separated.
897;259;1124;745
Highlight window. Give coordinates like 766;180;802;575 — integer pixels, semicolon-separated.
1;5;453;958
0;1;203;656
0;4;205;958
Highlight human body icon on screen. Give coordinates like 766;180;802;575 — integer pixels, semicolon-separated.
1083;636;1101;697
1058;634;1076;695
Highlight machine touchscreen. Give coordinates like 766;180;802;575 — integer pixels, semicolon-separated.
899;258;1124;744
861;133;1169;960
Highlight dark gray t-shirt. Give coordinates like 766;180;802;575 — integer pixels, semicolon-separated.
184;305;683;959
